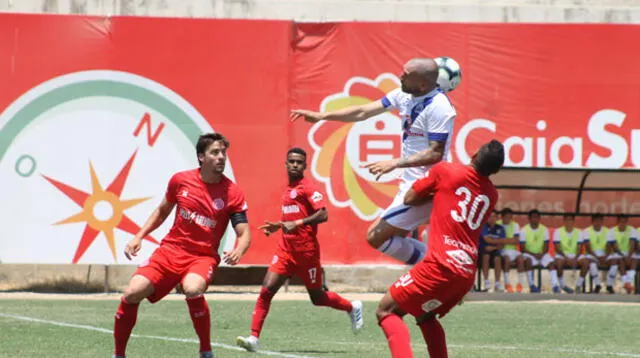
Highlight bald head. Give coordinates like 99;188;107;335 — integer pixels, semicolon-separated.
400;58;439;96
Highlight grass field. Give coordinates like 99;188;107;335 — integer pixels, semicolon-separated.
1;296;639;358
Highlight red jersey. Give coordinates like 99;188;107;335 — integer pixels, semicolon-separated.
162;169;248;257
279;177;325;252
412;162;498;278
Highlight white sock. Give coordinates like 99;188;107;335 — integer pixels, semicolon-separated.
484;279;491;288
577;276;585;287
518;272;526;284
503;272;510;285
527;270;534;286
622;274;630;284
589;262;601;285
626;270;636;284
550;270;559;287
559;277;566;288
607;265;618;286
378;237;425;265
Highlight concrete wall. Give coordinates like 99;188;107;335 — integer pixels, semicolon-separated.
1;0;639;23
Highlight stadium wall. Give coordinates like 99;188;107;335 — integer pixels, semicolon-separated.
1;0;640;23
0;13;639;270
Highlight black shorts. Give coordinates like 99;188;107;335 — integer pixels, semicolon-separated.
481;247;502;263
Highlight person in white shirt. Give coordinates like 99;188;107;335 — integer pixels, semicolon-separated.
291;58;456;265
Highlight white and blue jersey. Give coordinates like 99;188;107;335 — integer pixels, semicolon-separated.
378;88;456;231
381;88;456;192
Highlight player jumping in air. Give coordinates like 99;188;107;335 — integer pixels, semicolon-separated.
236;147;364;352
291;58;456;265
113;133;251;358
376;139;504;358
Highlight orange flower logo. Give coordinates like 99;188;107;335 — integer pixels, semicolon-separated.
308;74;403;221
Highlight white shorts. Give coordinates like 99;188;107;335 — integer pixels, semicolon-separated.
577;250;618;262
555;253;576;261
522;253;554;268
380;188;433;231
501;249;521;261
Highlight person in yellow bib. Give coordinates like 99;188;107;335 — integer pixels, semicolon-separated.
553;213;588;293
577;213;619;294
517;209;557;293
607;214;638;294
497;207;522;293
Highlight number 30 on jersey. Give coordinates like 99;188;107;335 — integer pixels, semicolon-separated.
450;186;491;230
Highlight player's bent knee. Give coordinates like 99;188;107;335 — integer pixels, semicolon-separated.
181;274;208;298
308;290;326;306
123;275;154;304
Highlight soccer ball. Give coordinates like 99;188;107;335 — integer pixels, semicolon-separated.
434;56;462;92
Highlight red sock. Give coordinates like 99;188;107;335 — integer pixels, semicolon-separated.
313;291;353;312
419;318;448;358
250;287;275;338
114;298;139;357
186;296;211;353
379;314;413;358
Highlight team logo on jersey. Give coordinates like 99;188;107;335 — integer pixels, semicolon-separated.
212;198;225;210
290;189;298;199
446;249;474;266
307;74;403;221
0;70;238;264
311;191;323;203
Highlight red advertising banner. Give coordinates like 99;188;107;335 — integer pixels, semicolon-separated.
0;15;637;265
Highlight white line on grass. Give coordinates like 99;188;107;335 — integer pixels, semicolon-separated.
331;340;640;357
0;313;314;358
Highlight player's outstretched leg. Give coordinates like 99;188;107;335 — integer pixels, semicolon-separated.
237;271;287;352
367;218;426;265
113;275;154;358
417;314;448;358
309;289;363;333
376;292;413;358
182;273;213;358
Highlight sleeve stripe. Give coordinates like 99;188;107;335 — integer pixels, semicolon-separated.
381;96;392;108
428;132;449;141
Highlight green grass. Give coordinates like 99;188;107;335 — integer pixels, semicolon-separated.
1;298;639;357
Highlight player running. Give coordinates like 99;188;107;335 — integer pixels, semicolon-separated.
113;133;251;358
291;58;457;265
236;147;364;352
375;139;504;358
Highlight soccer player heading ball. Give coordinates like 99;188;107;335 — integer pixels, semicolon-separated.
113;133;251;358
292;57;457;266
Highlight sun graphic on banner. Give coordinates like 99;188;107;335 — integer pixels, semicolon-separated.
42;150;159;263
307;74;404;221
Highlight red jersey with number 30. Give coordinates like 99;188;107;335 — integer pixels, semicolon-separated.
412;162;498;278
279;177;326;253
162;169;248;258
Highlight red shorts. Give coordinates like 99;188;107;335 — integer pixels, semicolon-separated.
134;243;219;303
268;249;323;290
389;260;473;319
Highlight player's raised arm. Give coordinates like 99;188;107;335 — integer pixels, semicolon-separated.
290;100;387;124
124;197;175;260
404;166;440;206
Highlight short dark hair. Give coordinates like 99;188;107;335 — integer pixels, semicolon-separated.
287;147;307;159
591;213;604;220
196;133;229;166
528;209;541;218
501;207;513;216
472;139;505;176
563;213;575;220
